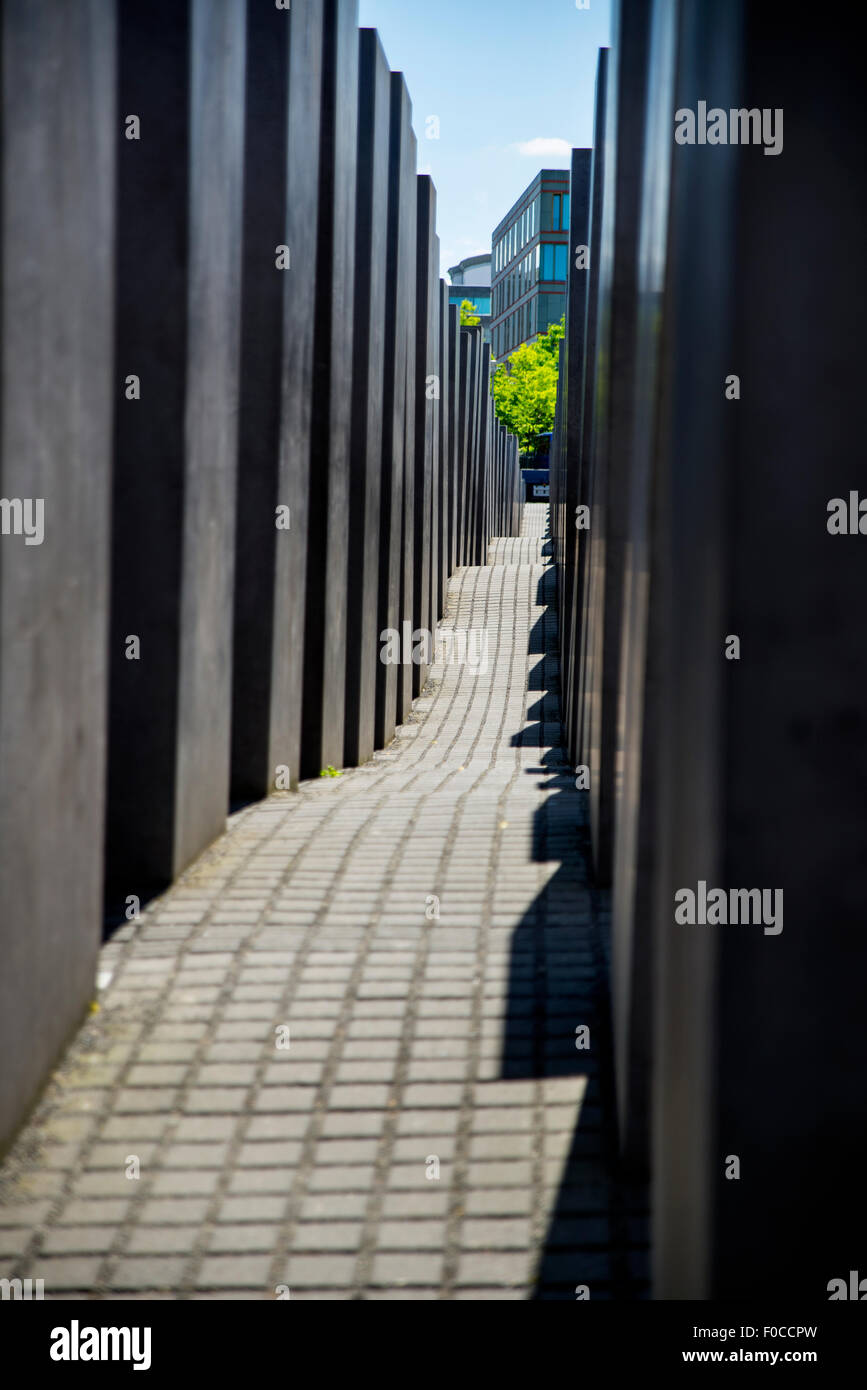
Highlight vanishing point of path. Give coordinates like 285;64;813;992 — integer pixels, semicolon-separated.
0;505;646;1300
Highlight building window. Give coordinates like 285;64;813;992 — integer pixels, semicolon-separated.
539;243;567;281
537;292;565;333
550;193;569;231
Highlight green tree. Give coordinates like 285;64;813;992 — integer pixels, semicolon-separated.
459;298;481;326
490;316;565;454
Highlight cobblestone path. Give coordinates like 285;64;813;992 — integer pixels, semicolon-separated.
0;505;646;1300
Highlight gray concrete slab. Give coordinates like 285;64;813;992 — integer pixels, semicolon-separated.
0;0;116;1154
344;28;390;770
105;0;246;907
300;0;359;777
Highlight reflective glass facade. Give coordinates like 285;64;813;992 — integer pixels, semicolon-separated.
490;169;569;360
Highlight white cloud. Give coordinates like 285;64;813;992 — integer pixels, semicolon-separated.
514;137;572;159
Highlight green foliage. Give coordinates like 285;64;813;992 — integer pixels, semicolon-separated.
459;298;481;326
490;316;565;453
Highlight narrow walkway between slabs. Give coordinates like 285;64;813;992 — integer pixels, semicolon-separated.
0;504;647;1300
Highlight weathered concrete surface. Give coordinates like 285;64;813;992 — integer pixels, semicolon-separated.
105;0;246;907
0;0;116;1153
651;0;867;1301
412;177;437;697
300;0;359;777
232;0;325;803
551;150;592;767
344;28;390;770
573;50;608;776
278;0;327;790
374;74;415;752
436;282;452;621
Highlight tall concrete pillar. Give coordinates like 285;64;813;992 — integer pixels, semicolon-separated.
604;0;655;1172
467;329;482;565
105;0;246;911
446;304;461;575
627;0;867;1299
231;0;325;801
412;176;437;697
374;73;415;750
475;347;493;562
456;330;472;568
584;0;650;891
0;0;116;1152
397;262;417;726
427;252;442;634
344;28;390;769
436;280;451;616
300;0;358;777
572;51;609;773
557;149;593;767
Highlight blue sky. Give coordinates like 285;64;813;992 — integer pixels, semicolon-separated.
357;0;612;279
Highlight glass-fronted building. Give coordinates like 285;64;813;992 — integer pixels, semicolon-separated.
490;169;570;361
447;253;492;344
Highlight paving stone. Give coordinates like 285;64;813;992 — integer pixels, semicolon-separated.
377;1221;446;1250
370;1252;445;1286
298;1192;369;1222
464;1189;534;1218
150;1170;221;1197
137;1198;212;1225
217;1197;287;1224
127;1226;202;1255
37;1258;103;1290
307;1166;376;1193
41;1227;118;1256
0;1204;49;1235
191;1255;271;1289
293;1222;363;1252
320;1111;387;1139
314;1139;380;1165
281;1254;357;1288
455;1252;531;1287
461;1218;532;1250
